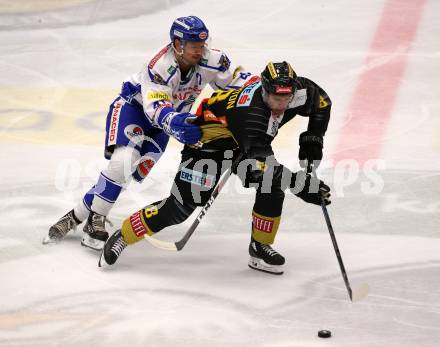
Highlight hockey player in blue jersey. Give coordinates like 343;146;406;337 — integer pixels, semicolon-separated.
43;16;256;250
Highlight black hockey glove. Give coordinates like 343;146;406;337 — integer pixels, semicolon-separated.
298;131;323;168
291;171;330;206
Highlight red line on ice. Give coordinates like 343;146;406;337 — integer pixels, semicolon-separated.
332;0;427;164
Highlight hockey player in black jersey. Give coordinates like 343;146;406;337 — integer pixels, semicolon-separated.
100;61;331;274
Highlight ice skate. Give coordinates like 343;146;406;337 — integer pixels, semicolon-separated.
81;212;109;251
43;210;80;244
248;238;285;275
98;229;127;267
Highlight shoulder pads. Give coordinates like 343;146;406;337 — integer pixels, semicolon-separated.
146;44;178;86
199;48;231;72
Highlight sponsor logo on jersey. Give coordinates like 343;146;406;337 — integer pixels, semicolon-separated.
148;46;169;69
137;158;155;179
242;75;260;86
252;214;274;233
130;211;148;237
173;85;203;101
266;113;284;137
180;168;214;188
203;110;228;126
124;124;144;143
167;65;177;75
147;91;171;101
267;117;279;137
124;125;144;146
203;110;217;122
108;99;124;145
237;83;259;107
238;94;250;105
226;89;240;109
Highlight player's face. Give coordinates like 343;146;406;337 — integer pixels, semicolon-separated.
266;93;293;115
181;41;205;66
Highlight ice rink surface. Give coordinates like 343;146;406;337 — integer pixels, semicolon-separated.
1;0;440;346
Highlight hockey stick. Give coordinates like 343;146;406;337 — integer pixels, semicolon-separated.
143;153;243;252
308;163;369;302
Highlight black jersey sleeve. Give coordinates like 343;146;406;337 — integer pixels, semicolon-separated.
296;77;331;136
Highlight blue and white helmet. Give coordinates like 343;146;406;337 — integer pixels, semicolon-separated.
169;16;209;43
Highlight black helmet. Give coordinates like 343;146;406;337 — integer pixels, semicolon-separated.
261;61;297;94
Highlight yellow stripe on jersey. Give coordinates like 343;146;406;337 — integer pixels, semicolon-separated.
195;123;236;145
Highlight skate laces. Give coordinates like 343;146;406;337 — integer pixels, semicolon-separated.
53;211;77;236
261;244;279;257
111;235;127;256
91;213;106;233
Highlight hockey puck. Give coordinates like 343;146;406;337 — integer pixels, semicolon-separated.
318;330;331;338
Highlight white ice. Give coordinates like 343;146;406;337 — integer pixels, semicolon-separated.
1;0;440;346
